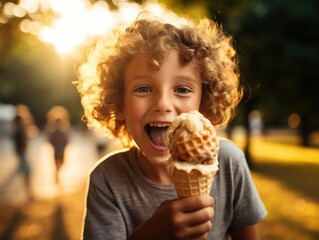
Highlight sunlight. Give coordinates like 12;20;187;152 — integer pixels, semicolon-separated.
118;2;142;24
253;173;319;239
88;1;115;35
39;18;87;54
39;0;94;54
3;0;193;55
251;138;319;164
19;0;39;13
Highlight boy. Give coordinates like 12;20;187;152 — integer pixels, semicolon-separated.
77;17;267;239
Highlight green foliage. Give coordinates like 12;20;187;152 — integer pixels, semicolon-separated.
0;32;82;126
208;0;319;131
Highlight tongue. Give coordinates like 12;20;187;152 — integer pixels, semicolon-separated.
149;127;166;146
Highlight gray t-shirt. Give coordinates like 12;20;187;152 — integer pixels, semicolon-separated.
83;139;267;239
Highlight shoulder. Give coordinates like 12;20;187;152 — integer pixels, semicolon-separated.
89;148;135;185
91;148;133;173
218;137;245;162
217;137;249;180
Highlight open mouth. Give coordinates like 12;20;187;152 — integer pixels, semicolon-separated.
145;123;170;147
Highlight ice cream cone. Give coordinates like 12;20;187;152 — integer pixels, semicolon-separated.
166;158;219;198
169;167;217;198
165;110;219;198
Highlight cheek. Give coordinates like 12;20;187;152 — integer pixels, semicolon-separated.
182;96;201;110
123;97;146;119
123;99;147;139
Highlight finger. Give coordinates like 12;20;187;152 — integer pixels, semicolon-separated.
180;219;212;239
190;233;209;240
184;206;214;226
179;195;214;212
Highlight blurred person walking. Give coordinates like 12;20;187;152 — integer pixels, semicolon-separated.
48;118;69;185
12;115;33;201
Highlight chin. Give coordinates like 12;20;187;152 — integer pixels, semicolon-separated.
145;150;170;165
154;153;171;164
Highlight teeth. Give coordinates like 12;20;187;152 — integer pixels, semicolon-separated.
148;123;170;127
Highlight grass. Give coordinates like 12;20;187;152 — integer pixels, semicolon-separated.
246;137;319;240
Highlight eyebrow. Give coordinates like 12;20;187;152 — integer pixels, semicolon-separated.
175;75;199;82
127;75;151;83
125;68;201;88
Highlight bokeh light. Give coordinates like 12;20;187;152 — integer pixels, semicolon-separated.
1;0;193;55
288;113;301;129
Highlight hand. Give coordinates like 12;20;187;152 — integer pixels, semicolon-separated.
230;224;261;240
129;195;214;240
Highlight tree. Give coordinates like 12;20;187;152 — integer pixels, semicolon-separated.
229;0;319;146
191;0;319;147
0;2;82;126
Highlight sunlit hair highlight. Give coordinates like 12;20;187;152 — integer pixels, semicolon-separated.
77;18;243;147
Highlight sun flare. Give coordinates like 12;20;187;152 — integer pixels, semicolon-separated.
2;0;193;55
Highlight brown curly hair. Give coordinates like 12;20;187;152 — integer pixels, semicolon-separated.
77;18;243;147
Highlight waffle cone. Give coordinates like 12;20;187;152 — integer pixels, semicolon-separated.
170;168;217;198
170;130;218;165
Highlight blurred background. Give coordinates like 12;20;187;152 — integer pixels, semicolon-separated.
0;0;318;239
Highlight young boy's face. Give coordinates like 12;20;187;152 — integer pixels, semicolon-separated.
122;50;202;166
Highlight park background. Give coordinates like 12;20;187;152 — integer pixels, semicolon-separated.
0;0;318;239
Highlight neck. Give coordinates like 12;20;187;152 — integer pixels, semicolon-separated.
136;149;172;185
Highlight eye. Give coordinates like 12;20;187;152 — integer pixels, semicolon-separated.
134;86;151;93
175;86;192;94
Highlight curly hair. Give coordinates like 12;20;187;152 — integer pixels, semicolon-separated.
77;18;243;147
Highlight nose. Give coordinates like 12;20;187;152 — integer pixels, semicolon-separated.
153;92;173;113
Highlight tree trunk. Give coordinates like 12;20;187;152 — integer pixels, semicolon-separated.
244;100;254;169
299;113;310;146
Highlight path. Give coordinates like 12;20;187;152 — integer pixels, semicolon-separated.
0;129;121;239
0;130;99;205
